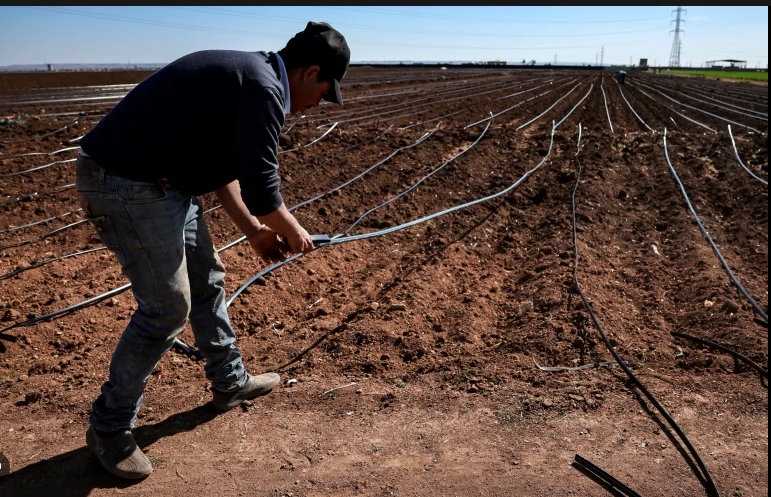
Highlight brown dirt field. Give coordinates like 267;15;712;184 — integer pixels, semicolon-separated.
0;67;767;497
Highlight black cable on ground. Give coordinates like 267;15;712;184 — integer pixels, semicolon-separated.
727;125;768;186
227;120;555;308
0;218;88;251
671;331;768;384
0;208;82;234
635;80;763;134
0;157;77;178
0;116;82;144
0;246;107;281
572;454;642;497
570;123;721;497
0;182;75;206
663;128;768;324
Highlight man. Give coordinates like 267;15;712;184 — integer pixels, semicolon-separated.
75;21;350;480
616;69;627;84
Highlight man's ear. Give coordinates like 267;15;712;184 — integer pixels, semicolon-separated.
303;65;321;81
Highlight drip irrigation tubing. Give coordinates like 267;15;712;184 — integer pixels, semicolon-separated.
601;84;614;133
516;82;582;131
727;125;768;185
0;119;440;345
341;117;492;237
278;122;338;154
0;246;107;281
329;79;537;128
0;208;82;234
290;122;441;213
663;128;768;323
553;83;593;130
635;81;762;134
316;78;518;125
405;77;556;129
227;121;556;308
671;331;768;383
572;454;642;497
570;123;721;497
0;218;88;251
1;157;77;178
655;81;768;117
282;125;393;190
0;116;82;144
0;183;75;207
617;85;653;132
462;79;573;130
0;145;79;160
631;84;716;133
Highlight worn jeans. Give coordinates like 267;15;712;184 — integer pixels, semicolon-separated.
75;154;247;432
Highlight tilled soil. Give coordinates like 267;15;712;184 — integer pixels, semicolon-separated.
0;67;767;497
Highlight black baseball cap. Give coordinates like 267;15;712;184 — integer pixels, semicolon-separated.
284;21;350;106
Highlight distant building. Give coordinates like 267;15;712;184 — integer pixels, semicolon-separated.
46;64;54;72
705;59;747;69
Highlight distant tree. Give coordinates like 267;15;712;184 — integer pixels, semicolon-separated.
530;59;536;66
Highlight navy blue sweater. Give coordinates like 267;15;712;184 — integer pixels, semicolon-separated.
80;50;285;217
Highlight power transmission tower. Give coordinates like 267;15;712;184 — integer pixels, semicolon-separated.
600;46;604;66
669;6;686;68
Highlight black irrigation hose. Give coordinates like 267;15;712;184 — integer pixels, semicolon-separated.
278;122;338;154
671;331;768;383
516;82;582;131
663;128;768;323
0;246;107;281
727;125;768;186
601;84;615;133
636;81;762;134
0;157;77;178
0;145;79;160
0;218;88;251
290;121;441;212
462;79;571;130
342;117;492;236
421;78;560;130
228;121;556;308
282;125;393;190
618;85;653;132
572;454;642;497
632;84;716;133
0;208;83;234
644;82;767;121
0;182;75;206
0;283;131;337
570;123;721;497
0;116;82;144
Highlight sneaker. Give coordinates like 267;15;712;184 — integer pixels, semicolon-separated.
85;426;153;479
211;372;280;411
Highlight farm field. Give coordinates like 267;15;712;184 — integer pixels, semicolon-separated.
0;66;767;497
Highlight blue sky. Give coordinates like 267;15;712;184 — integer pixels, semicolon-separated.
0;6;767;68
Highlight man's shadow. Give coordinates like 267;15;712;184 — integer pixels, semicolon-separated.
0;404;219;497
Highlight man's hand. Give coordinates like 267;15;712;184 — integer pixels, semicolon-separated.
285;227;315;255
247;226;287;263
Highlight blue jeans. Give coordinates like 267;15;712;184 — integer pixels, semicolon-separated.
75;155;247;432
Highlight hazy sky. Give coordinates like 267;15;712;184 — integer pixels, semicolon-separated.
0;6;767;68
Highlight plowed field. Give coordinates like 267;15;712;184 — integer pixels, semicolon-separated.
0;67;767;497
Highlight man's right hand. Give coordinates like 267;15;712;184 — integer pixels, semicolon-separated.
285;227;314;255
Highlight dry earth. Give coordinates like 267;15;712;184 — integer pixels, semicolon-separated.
0;66;767;497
